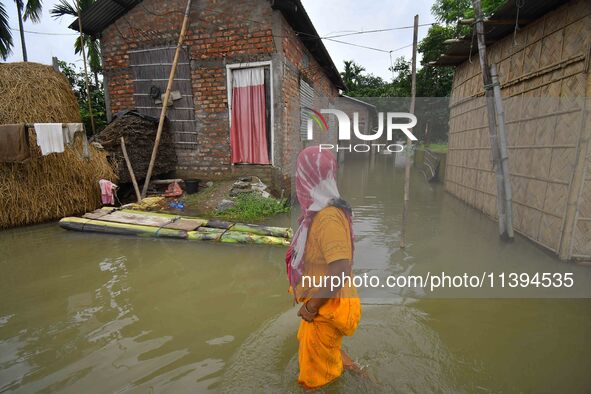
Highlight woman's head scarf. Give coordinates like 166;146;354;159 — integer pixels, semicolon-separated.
285;146;354;295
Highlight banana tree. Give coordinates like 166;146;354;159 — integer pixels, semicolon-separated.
0;0;43;61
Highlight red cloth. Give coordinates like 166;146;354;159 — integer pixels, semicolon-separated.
230;68;270;164
163;181;183;197
99;179;117;205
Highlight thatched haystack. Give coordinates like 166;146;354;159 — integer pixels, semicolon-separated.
95;111;177;184
0;63;81;124
0;62;117;229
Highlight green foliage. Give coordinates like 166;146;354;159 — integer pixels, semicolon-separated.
417;143;448;153
431;0;507;36
431;0;507;25
341;56;451;143
419;25;455;64
340;0;504;143
58;60;107;134
214;193;290;222
0;3;11;59
22;0;42;22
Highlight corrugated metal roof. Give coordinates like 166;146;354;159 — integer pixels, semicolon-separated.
431;0;570;67
69;0;142;35
70;0;345;90
271;0;345;89
340;95;377;111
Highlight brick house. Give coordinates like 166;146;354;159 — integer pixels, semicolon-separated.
73;0;345;192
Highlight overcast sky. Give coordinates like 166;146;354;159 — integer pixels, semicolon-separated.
4;0;436;80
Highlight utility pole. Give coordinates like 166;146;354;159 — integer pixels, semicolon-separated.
472;0;512;240
401;14;419;249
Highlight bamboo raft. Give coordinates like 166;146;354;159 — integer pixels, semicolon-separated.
59;208;292;246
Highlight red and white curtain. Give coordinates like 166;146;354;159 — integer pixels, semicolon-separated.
230;67;270;164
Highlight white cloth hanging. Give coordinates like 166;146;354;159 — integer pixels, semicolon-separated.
63;123;89;158
34;123;89;158
34;123;64;155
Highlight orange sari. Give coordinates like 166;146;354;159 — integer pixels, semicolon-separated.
296;206;362;388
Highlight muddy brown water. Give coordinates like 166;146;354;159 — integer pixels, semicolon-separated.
1;154;590;393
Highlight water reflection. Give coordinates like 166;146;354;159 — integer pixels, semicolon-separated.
0;155;590;392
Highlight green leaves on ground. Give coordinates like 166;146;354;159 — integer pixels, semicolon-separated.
214;193;290;223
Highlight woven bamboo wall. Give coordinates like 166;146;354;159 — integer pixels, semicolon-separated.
445;0;591;259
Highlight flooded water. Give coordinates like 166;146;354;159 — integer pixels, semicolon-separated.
1;154;590;393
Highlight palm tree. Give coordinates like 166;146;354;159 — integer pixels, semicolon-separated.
51;0;101;85
0;0;43;61
340;60;366;91
0;3;12;59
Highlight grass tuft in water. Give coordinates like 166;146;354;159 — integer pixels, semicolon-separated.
214;193;290;222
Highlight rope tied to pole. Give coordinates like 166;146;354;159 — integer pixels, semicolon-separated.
513;0;526;46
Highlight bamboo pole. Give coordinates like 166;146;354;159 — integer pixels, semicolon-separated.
472;0;508;239
559;100;591;259
490;64;514;239
400;14;419;249
120;137;142;203
77;1;96;136
142;0;193;197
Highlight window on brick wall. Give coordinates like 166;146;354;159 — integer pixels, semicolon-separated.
299;79;314;142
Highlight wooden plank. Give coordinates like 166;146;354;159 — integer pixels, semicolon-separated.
150;178;184;185
96;211;177;227
164;218;203;231
83;209;116;220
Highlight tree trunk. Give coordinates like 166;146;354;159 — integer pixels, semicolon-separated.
16;3;27;62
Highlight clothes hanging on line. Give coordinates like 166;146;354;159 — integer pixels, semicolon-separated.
0;124;30;163
63;123;90;158
34;123;64;155
34;123;89;157
99;179;117;205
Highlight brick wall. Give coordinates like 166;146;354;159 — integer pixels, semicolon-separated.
276;13;339;188
100;0;340;192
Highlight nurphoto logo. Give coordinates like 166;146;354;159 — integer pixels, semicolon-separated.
305;108;418;153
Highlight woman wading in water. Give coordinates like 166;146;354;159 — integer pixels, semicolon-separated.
286;146;362;389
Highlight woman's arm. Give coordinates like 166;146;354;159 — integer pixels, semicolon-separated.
298;259;351;322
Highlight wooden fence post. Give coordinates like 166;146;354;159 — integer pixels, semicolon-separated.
490;64;513;239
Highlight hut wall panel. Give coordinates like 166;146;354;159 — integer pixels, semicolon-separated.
129;46;197;149
571;100;591;257
445;0;591;258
